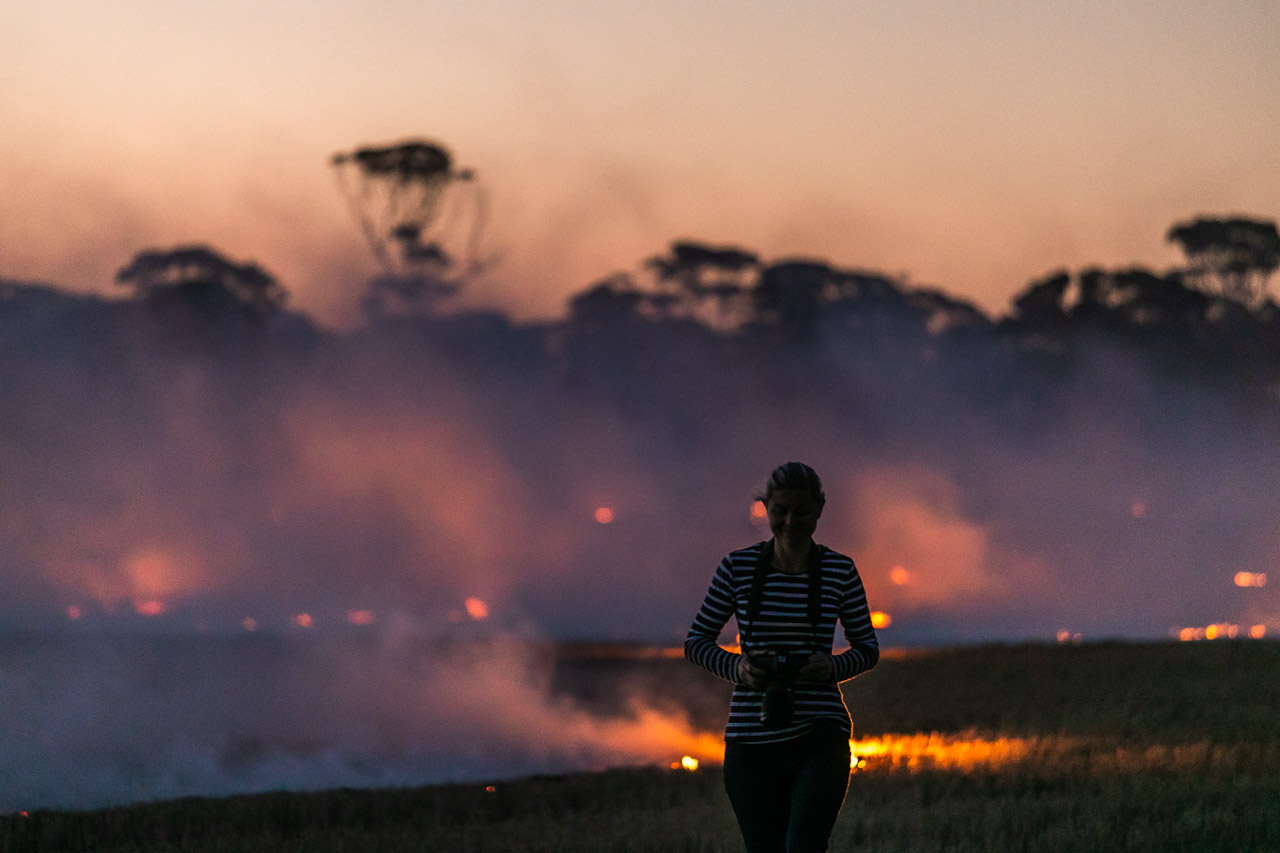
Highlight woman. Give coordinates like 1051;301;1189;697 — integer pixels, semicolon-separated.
685;462;879;853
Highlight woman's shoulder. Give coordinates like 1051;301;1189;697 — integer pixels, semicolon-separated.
725;541;767;564
815;545;858;572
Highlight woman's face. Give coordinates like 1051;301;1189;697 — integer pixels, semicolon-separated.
766;488;823;545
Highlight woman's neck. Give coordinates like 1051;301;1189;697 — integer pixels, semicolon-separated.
771;537;812;574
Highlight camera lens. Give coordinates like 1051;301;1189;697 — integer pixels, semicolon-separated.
760;682;794;728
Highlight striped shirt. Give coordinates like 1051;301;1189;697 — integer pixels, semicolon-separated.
684;541;879;743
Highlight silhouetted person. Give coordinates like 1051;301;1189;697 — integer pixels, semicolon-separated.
685;462;879;853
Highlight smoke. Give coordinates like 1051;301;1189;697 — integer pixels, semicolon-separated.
3;264;1280;809
2;277;1277;641
0;632;721;813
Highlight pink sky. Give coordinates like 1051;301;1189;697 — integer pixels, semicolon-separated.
3;1;1278;325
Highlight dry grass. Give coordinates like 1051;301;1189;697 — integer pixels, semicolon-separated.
4;640;1278;852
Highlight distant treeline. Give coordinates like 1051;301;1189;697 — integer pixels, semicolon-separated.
10;214;1280;401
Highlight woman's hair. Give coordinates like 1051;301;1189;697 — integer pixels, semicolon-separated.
758;461;825;509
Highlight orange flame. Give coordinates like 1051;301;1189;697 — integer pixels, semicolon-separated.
870;611;892;629
849;733;1033;772
749;502;768;526
588;705;724;767
1250;624;1267;639
293;613;314;628
594;507;614;524
889;566;911;585
1234;571;1267;587
347;609;376;625
464;597;490;621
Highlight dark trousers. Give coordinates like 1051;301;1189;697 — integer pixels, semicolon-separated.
723;721;851;853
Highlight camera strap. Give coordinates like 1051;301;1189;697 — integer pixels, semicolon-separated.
743;540;825;649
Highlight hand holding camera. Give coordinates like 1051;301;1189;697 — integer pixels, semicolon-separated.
796;653;834;683
736;654;769;689
741;651;835;728
738;651;833;686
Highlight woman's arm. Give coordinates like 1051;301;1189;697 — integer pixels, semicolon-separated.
684;557;744;683
831;563;879;683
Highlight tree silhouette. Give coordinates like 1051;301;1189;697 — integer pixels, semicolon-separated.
566;274;647;330
1166;216;1280;305
644;241;758;328
1011;271;1071;328
116;245;286;314
645;240;758;295
360;273;459;319
752;260;834;340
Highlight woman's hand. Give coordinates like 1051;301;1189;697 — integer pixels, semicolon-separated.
797;653;835;683
736;654;768;689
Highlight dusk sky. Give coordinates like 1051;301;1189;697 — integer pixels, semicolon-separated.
4;1;1279;324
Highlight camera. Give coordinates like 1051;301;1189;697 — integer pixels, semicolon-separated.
749;651;806;728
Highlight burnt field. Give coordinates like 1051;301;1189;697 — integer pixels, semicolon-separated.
4;640;1279;852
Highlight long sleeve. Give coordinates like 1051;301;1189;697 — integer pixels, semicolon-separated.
684;557;742;682
831;561;879;683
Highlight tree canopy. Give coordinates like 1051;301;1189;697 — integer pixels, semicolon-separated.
115;245;286;314
1167;216;1280;305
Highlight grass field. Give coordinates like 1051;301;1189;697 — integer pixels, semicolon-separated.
4;640;1278;852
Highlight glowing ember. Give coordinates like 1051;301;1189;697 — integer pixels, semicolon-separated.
1131;500;1147;518
870;611;892;629
292;613;314;628
680;755;699;771
242;617;259;631
464;597;490;620
1250;624;1267;639
1176;622;1241;641
890;565;911;585
134;600;165;617
1234;571;1267;587
484;785;496;793
347;609;376;625
66;605;82;620
749;501;768;525
594;507;614;524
